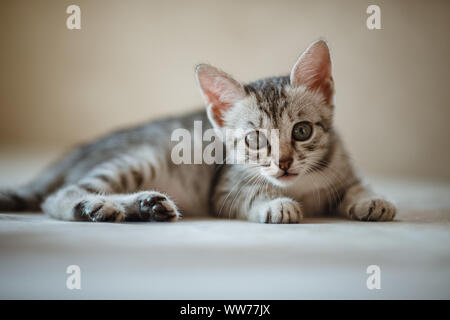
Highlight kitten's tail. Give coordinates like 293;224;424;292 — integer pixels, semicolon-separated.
0;189;43;212
0;149;81;212
0;170;65;212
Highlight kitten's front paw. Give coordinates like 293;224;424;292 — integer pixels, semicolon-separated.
136;192;181;222
259;198;303;224
75;199;126;222
348;198;396;221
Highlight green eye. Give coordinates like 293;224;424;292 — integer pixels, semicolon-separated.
292;121;313;141
245;131;268;150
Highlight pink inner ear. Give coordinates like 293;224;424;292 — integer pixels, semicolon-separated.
291;41;334;104
202;79;237;127
210;104;226;127
204;82;231;127
203;86;223;107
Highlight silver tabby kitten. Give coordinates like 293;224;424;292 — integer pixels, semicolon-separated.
0;40;396;223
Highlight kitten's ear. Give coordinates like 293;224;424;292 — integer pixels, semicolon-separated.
290;40;334;104
196;64;246;127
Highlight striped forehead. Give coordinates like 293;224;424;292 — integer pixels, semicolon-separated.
244;77;290;128
245;79;324;129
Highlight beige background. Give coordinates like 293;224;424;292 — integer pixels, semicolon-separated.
0;0;449;180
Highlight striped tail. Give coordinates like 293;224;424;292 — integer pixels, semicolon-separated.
0;189;43;211
0;148;83;213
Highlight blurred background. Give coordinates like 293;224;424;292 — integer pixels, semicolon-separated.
1;0;450;301
1;0;449;181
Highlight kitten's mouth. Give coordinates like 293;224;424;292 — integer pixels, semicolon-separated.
276;172;298;181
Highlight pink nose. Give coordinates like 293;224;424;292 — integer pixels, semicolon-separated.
278;158;293;171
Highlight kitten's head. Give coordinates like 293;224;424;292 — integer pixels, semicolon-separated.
196;40;335;187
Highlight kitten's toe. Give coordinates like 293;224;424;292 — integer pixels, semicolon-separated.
349;198;397;221
74;199;125;222
261;198;303;224
137;192;181;222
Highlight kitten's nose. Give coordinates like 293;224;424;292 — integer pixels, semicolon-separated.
278;158;293;171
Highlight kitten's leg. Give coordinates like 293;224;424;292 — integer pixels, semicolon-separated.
43;186;180;222
43;153;181;222
214;177;303;224
338;182;396;221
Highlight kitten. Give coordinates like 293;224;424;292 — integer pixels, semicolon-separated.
0;40;396;223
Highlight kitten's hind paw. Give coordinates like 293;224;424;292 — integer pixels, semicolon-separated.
136;192;181;222
349;198;396;221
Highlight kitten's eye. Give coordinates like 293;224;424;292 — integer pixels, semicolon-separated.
245;131;268;150
292;121;313;141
